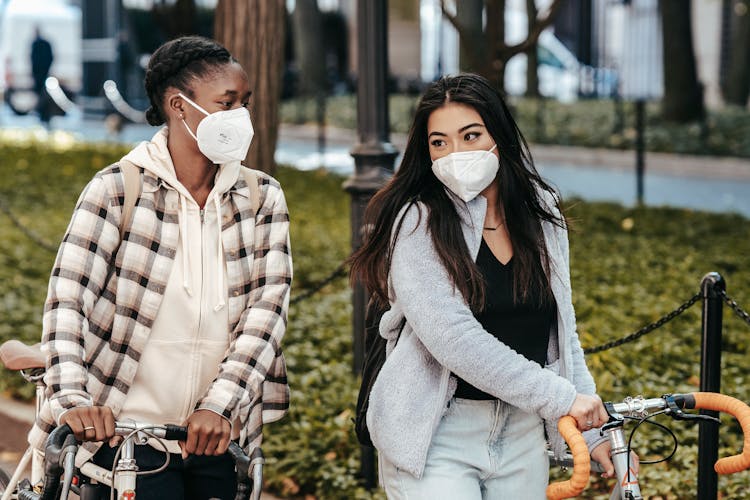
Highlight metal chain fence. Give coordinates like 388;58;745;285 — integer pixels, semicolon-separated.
584;289;750;354
1;194;349;304
719;290;750;327
583;292;702;354
290;262;348;305
4;197;750;332
0;197;59;253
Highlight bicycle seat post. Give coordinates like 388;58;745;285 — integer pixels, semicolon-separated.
114;439;138;499
30;372;47;486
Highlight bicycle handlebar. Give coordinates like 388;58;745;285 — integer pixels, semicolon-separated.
691;393;750;474
31;422;261;500
36;424;77;500
545;416;591;500
546;392;750;500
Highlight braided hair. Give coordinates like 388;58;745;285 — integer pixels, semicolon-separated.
144;36;235;126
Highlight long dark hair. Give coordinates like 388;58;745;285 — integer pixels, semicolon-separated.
349;73;564;311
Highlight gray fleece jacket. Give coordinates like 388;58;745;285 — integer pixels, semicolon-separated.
367;190;606;478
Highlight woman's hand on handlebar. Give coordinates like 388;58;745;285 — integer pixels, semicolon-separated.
568;393;609;431
180;409;231;458
59;405;116;444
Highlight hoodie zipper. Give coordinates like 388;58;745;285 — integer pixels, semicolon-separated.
193;210;207;405
182;206;206;419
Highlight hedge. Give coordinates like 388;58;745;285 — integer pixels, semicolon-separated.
1;135;749;498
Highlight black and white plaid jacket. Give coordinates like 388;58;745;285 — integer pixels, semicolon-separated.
29;157;292;459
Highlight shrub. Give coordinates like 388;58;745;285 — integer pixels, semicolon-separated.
1;137;750;498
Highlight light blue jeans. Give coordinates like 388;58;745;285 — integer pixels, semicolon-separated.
380;398;549;499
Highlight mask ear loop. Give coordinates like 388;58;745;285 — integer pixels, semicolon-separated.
181;119;199;141
178;92;210;116
178;93;209;141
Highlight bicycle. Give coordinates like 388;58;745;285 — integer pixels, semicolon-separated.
547;392;750;500
0;340;264;500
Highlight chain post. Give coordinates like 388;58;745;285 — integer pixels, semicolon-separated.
698;272;725;500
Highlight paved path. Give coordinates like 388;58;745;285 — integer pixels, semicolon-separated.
279;124;750;218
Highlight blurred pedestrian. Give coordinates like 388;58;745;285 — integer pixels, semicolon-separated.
30;27;54;125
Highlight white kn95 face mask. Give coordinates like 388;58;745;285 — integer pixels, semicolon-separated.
179;92;254;164
431;144;499;202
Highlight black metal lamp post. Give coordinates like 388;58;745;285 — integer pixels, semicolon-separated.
346;0;398;374
345;0;398;489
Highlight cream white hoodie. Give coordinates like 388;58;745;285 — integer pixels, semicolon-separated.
118;128;240;452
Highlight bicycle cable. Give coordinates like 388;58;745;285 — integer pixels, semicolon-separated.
108;427;173;500
622;410;679;490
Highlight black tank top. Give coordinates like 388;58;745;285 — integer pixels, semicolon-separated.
453;238;556;400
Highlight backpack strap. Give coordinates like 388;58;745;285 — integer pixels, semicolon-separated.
241;166;261;215
118;159;142;241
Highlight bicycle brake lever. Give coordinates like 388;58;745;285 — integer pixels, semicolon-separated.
665;395;720;425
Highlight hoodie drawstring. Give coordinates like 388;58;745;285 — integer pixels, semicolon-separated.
213;193;226;312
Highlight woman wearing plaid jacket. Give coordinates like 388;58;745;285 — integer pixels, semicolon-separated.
28;36;292;499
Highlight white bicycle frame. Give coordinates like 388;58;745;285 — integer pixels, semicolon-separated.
2;370;46;500
0;342;262;500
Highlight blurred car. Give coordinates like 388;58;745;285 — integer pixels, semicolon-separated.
503;9;619;102
505;30;581;102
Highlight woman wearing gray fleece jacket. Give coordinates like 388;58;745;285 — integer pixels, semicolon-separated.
350;74;614;499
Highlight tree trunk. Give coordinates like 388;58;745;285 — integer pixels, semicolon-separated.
525;0;540;98
291;0;327;96
485;0;506;89
442;0;561;93
724;0;750;106
659;0;705;122
456;0;484;72
214;0;285;174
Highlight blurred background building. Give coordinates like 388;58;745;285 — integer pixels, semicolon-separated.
0;0;747;119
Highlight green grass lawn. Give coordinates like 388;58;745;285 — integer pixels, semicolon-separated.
1;138;749;498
